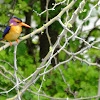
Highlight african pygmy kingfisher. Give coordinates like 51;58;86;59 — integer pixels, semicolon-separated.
0;17;31;46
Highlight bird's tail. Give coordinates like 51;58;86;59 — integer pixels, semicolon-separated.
0;37;4;41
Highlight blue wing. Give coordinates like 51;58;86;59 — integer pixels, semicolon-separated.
3;26;11;37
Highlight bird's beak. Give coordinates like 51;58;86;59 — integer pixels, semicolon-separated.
19;22;31;28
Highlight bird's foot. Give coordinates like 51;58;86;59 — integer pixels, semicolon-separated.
9;41;12;46
16;39;19;44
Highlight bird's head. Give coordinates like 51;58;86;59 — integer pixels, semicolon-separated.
9;17;31;28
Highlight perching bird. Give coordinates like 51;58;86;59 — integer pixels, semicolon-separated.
0;17;31;46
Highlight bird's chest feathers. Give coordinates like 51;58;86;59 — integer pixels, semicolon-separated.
11;26;22;35
5;26;22;41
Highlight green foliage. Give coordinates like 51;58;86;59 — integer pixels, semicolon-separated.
55;0;63;2
17;0;31;12
0;0;100;100
67;23;73;28
0;15;9;24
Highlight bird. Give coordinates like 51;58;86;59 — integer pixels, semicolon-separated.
0;17;31;46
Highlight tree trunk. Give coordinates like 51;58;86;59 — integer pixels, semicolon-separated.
40;0;59;65
24;0;35;55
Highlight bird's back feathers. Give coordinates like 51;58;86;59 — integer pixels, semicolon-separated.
3;26;11;37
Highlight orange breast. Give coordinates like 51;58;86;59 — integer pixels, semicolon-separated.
4;26;22;41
